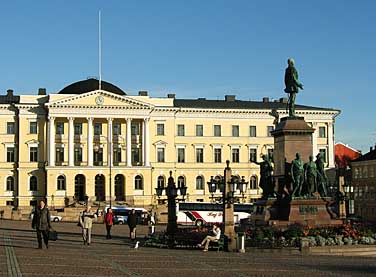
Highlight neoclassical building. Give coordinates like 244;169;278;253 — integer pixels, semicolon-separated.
0;79;340;209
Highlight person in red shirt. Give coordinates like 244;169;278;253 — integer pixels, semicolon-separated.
104;208;114;239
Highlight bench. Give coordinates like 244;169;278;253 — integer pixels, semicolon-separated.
210;236;225;251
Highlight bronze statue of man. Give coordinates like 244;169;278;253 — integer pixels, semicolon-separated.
304;155;317;197
284;58;303;117
291;153;304;197
315;153;328;197
251;154;274;199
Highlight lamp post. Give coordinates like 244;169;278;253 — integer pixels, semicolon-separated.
155;171;187;248
206;161;248;251
344;184;354;216
99;134;113;208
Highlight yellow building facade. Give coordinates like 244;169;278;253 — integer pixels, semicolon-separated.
0;79;340;209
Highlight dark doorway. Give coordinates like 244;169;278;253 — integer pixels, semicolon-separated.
115;174;125;201
74;174;86;201
95;174;105;201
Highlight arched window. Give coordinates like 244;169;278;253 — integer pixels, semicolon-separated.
196;176;204;190
250;175;258;190
57;175;66;190
135;175;143;190
157;176;165;188
6;176;14;191
177;176;185;188
29;176;37;191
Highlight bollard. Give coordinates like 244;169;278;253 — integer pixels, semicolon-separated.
237;233;245;253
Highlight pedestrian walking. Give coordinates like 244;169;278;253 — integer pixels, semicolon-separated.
31;200;51;249
79;206;97;245
104;208;114;239
127;209;137;241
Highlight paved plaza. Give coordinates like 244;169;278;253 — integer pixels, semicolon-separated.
0;220;375;276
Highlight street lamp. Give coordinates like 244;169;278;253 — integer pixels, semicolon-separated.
343;184;354;216
155;171;187;248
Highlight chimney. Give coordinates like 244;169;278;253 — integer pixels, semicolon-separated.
167;93;175;99
279;97;288;103
6;89;14;96
38;88;46;95
262;97;269;103
225;95;236;102
197;98;206;100
138;91;148;96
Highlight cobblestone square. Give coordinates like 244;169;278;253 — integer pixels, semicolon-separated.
0;220;375;276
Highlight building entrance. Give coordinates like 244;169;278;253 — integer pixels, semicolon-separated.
115;174;125;201
74;174;86;201
95;174;105;201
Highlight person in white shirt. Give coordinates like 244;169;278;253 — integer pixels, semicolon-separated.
197;224;221;252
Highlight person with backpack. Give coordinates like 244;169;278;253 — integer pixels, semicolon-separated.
103;208;114;239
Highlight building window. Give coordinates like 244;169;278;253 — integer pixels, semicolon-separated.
214;148;222;163
157;176;165;188
177;176;185;188
363;166;368;178
7;122;15;134
135;175;143;190
57;175;66;190
156;124;165;136
177;124;185;136
113;123;121;135
177;148;185;163
214;125;221;137
113;147;122;165
249;148;257;162
56;147;64;163
196;148;204;163
157;148;165;163
30;147;38;162
29;176;37;191
132;147;141;164
196;176;204;190
56;122;64;135
29;122;38;134
268;149;274;162
319;148;327;163
196;125;203;136
94;147;103;166
6;176;14;191
232;125;239;137
319;127;326;138
249;126;257;137
7;147;15;162
94;123;102;135
369;166;375;178
131;123;140;135
74;147;83;163
267;126;274;137
232;148;240;163
250;175;258;189
74;123;82;135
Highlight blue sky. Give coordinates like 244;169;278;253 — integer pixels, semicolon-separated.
0;1;375;152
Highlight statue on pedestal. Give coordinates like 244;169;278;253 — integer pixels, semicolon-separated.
251;154;274;199
284;58;303;117
291;153;304;197
304;155;317;196
315;153;328;197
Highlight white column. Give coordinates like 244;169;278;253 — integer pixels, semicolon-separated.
107;118;113;167
87;118;93;166
48;116;55;166
144;118;150;166
68;117;74;166
312;122;318;157
328;122;335;168
126;118;132;167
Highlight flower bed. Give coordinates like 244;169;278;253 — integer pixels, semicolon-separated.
245;223;376;248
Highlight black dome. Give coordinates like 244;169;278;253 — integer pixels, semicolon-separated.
58;78;126;95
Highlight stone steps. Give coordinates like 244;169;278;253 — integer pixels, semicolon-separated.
309;245;376;256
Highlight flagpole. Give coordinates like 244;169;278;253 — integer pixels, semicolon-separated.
99;10;102;91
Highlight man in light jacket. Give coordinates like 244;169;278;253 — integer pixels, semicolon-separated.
79;206;97;245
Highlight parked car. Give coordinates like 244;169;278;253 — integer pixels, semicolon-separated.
30;212;63;222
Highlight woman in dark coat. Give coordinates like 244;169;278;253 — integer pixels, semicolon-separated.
127;209;137;240
31;200;51;249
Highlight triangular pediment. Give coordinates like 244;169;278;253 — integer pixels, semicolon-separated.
153;140;168;146
47;90;154;109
